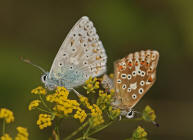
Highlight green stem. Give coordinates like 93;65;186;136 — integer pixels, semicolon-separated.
83;122;92;139
88;121;113;137
2;119;5;135
75;137;98;140
39;95;51;111
55;127;60;140
36;107;52;114
63;121;89;140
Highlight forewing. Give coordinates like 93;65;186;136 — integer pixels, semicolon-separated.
49;16;107;88
114;50;159;109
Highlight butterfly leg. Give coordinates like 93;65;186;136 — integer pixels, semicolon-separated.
119;115;122;121
68;88;82;97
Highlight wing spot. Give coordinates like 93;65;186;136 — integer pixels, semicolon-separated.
122;84;126;89
117;79;122;84
140;81;145;86
137;70;141;75
127;74;132;80
138;88;144;95
132;71;137;76
141;71;146;77
132;94;137;100
127;88;131;92
83;61;88;65
121;74;126;79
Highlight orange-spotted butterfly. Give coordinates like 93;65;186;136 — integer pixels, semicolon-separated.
102;50;159;119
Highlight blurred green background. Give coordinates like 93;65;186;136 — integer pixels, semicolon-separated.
0;0;193;139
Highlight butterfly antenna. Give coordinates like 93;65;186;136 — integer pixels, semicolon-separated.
20;57;46;73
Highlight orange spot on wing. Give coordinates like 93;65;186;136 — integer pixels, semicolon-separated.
127;62;132;67
148;77;153;82
119;65;123;70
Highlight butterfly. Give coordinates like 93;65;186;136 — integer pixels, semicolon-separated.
102;50;159;119
23;16;107;93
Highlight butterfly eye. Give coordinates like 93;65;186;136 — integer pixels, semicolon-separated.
127;74;132;80
121;74;126;79
138;88;144;94
132;94;137;100
132;71;136;76
122;84;127;89
126;110;134;119
41;74;47;83
141;71;145;77
140;80;145;86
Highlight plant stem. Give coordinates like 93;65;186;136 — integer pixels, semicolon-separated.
75;137;98;140
2;119;5;135
39;95;51;111
36;107;52;114
83;122;92;139
88;121;113;137
63;121;89;140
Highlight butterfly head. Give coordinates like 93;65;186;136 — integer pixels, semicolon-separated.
126;110;135;119
41;73;56;90
41;73;48;84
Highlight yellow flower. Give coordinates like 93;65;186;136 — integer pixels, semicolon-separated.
37;114;52;130
132;126;148;139
1;134;12;140
0;108;14;123
15;127;29;140
31;86;46;95
79;96;91;109
97;90;112;110
90;104;104;127
109;73;114;79
108;106;120;120
84;77;99;94
46;87;69;103
142;105;156;122
28;100;41;111
73;108;87;123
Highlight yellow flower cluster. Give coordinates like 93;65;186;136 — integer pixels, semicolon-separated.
84;77;99;94
15;127;29;140
46;87;69;103
28;100;41;111
73;108;87;123
0;134;12;140
90;104;104;127
142;105;156;122
47;87;81;116
79;96;104;126
132;126;148;139
108;106;120;120
31;86;46;95
97;90;112;110
53;99;80;115
37;114;52;130
0;108;14;123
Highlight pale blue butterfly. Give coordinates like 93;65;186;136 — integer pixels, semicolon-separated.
23;16;107;95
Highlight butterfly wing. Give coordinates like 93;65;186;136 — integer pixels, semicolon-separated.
49;16;107;88
113;50;159;110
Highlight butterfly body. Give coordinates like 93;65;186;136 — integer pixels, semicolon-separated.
40;16;107;90
102;50;159;118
